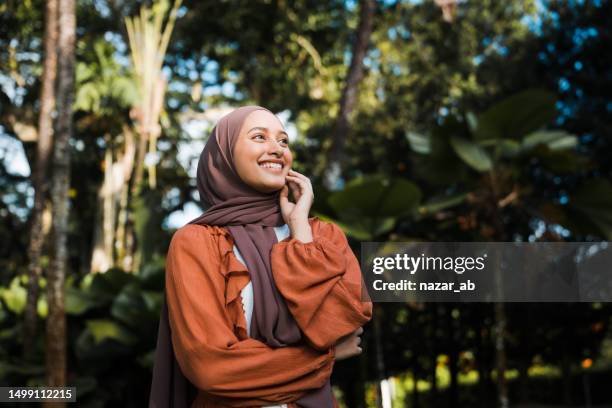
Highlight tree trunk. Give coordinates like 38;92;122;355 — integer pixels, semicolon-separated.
90;144;114;274
90;126;137;273
23;0;59;360
488;171;509;408
323;0;375;190
115;125;136;271
45;0;74;403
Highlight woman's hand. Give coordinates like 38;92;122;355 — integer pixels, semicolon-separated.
280;170;314;243
334;327;364;361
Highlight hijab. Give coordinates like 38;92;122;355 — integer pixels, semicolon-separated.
149;106;334;408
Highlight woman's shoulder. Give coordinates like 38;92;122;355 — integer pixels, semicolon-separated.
169;223;231;253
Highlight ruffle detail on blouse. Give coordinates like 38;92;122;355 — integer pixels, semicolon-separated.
214;226;251;340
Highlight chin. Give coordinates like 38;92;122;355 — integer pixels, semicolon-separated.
249;176;284;193
260;181;285;193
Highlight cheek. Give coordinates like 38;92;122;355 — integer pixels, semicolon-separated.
234;148;259;183
284;151;293;167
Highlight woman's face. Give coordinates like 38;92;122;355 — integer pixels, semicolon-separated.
233;110;293;193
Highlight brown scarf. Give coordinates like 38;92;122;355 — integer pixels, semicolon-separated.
149;106;333;408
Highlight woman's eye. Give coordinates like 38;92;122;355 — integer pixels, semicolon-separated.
279;138;289;146
253;134;265;140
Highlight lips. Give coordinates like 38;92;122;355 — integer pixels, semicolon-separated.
258;160;284;171
259;162;282;169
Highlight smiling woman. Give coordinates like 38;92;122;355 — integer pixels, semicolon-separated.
149;106;372;408
233;110;293;193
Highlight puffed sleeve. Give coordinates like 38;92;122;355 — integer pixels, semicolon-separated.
165;224;335;404
270;219;373;351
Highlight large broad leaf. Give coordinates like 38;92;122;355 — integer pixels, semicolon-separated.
111;284;159;334
536;149;590;174
313;214;375;241
449;135;493;172
85;319;138;346
314;214;396;242
65;287;105;315
325;175;422;240
0;277;27;314
88;268;139;299
567;179;612;239
328;175;422;220
405;131;431;154
522;130;578;151
139;259;166;291
474;89;557;140
418;193;468;217
413;123;469;185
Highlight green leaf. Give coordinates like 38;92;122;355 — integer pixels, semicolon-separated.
568;179;612;239
85;319;138;346
313;213;375;241
418;193;467;216
497;140;521;158
522;130;578;151
65;287;104;315
89;268;138;299
111;284;149;326
329;175;422;219
405;131;430;154
449;135;493;172
325;176;422;240
465;111;478;134
0;277;27;314
37;295;47;318
474;89;557;140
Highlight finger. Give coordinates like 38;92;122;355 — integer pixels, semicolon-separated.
287;174;313;199
286;175;310;193
288;171;312;188
286;176;307;194
288;181;301;200
285;174;306;184
280;184;289;200
288;169;308;180
279;185;290;207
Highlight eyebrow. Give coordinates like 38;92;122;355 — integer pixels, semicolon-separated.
247;127;289;137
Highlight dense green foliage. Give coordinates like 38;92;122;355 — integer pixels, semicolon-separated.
1;0;611;406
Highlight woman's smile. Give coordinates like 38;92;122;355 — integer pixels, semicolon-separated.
258;159;284;172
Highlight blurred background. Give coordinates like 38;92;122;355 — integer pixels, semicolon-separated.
1;0;611;407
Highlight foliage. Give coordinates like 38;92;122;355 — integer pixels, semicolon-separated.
0;0;610;406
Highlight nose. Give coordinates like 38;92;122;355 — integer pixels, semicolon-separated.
266;138;284;157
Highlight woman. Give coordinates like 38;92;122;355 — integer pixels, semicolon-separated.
149;106;372;408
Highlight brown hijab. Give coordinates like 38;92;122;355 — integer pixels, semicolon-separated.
149;106;334;408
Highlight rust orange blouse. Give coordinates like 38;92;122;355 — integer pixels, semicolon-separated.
165;216;373;408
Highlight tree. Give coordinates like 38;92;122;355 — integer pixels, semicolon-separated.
45;0;75;400
323;0;376;191
23;0;58;359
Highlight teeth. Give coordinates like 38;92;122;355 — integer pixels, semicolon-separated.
260;162;282;169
